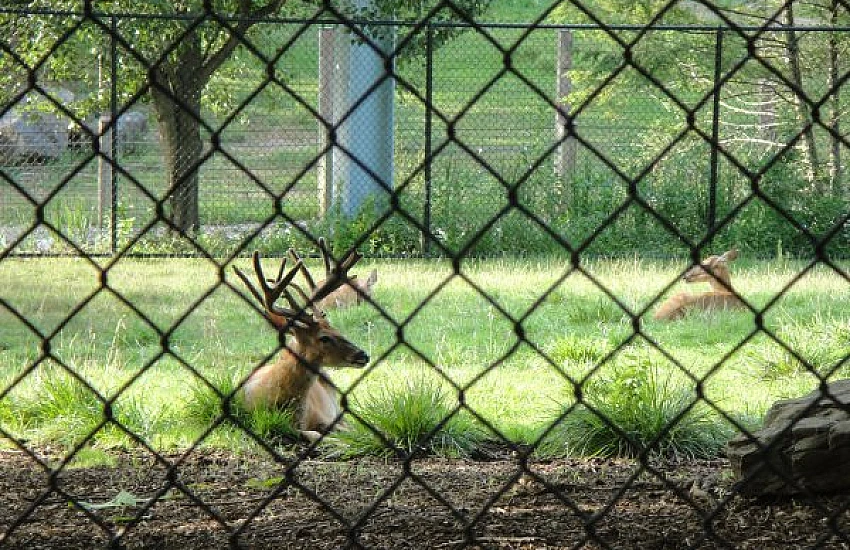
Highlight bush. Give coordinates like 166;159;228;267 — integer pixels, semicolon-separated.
331;378;485;458
538;353;734;460
184;371;299;444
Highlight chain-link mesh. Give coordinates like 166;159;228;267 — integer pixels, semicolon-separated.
2;1;850;548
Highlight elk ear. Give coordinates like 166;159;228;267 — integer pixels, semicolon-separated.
366;269;377;288
719;249;738;263
266;310;311;331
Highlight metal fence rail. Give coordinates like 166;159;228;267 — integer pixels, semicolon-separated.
1;1;850;549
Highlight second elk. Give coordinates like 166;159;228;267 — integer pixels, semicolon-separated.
295;250;378;309
233;240;369;441
654;249;745;321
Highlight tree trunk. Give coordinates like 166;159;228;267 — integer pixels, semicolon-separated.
150;36;205;234
783;4;822;188
828;0;842;195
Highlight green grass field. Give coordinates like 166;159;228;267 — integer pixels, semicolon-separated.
1;255;847;462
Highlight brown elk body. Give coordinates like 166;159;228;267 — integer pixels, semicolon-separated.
234;240;368;441
318;269;378;309
653;249;745;321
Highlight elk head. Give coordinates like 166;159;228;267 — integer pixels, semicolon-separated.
290;241;377;309
682;249;738;289
233;240;369;369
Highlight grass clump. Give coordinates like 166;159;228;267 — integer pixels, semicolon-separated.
549;335;610;366
539;353;734;460
184;371;299;444
0;365;167;449
3;367;105;446
331;378;485;458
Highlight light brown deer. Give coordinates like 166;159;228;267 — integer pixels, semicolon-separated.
319;269;377;309
291;248;378;309
653;249;745;321
233;240;369;441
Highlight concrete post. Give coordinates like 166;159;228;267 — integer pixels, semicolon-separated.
333;9;395;218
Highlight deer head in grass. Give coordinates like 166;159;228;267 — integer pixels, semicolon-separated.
654;249;745;321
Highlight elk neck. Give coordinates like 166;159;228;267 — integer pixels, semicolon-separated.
276;336;324;387
706;270;734;294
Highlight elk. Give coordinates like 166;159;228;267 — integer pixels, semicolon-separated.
289;246;378;309
318;269;378;309
233;240;369;441
653;249;745;321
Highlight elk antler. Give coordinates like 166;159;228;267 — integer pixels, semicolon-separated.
289;238;363;307
233;251;313;329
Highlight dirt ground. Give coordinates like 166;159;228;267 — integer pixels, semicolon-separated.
2;448;850;550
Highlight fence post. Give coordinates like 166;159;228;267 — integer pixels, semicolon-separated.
109;15;118;254
422;23;434;256
555;29;576;208
708;28;723;235
98;114;113;232
318;26;336;219
332;5;395;219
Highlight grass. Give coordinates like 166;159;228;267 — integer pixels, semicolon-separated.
0;255;847;460
537;351;738;459
330;376;485;458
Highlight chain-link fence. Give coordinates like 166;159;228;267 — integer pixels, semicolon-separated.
4;7;847;258
2;1;850;548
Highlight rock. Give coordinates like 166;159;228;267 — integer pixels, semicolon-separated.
0;110;69;162
68;110;149;154
0;86;75;163
726;379;850;496
114;110;148;153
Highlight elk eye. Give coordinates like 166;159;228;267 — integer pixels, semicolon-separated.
319;335;333;344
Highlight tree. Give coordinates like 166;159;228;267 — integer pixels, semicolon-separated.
1;0;491;233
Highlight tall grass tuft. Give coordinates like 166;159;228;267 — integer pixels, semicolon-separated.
0;365;173;449
6;367;105;446
184;371;298;443
538;353;734;459
331;378;485;458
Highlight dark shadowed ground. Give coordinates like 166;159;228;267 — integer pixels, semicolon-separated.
2;449;849;549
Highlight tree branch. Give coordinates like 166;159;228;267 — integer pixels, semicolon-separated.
198;0;287;83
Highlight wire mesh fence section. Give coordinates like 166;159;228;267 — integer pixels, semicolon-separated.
1;2;850;549
3;18;847;257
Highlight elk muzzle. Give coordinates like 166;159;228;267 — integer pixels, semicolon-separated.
350;350;369;367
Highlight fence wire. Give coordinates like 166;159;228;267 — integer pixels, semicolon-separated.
1;1;850;549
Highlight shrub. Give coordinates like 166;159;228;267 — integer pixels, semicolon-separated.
331;378;485;458
184;371;298;444
538;353;733;459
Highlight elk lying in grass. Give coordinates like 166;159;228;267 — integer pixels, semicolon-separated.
322;269;377;308
653;249;745;321
292;249;378;309
233;240;369;442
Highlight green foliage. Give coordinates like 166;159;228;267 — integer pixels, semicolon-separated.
331;378;485;458
4;1;850;258
356;0;494;61
0;365;166;448
549;335;610;366
319;198;421;257
3;367;104;447
539;352;734;459
184;371;299;444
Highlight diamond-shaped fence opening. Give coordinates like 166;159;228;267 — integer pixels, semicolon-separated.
2;1;850;548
